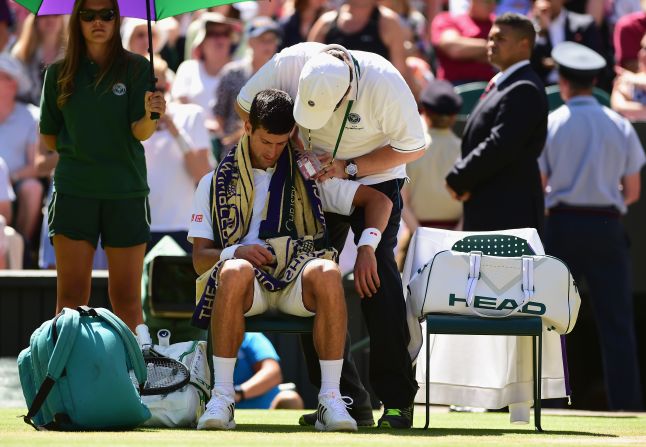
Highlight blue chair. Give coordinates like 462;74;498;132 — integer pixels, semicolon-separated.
421;234;544;432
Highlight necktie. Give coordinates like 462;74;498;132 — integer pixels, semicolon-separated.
481;79;496;98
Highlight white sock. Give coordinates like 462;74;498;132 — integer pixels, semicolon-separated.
319;359;343;396
212;356;236;398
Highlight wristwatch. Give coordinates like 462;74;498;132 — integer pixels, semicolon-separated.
234;385;245;401
344;159;358;180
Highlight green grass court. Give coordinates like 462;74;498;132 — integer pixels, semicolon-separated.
2;408;645;447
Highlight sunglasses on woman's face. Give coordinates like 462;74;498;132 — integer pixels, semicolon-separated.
79;9;116;22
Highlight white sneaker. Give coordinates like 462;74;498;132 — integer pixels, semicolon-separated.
197;393;236;430
314;392;358;432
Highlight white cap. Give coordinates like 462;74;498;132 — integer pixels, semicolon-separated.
294;52;350;130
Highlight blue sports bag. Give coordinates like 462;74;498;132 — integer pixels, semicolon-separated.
17;306;151;430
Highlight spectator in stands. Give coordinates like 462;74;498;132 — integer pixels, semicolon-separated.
403;80;463;235
308;0;418;97
279;0;329;50
121;18;168;58
611;31;646;120
0;54;43;249
215;17;282;158
530;0;609;88
430;0;497;85
11;14;67;106
0;0;12;54
145;58;212;252
234;333;304;409
614;1;646;73
172;13;240;159
0;156;20;269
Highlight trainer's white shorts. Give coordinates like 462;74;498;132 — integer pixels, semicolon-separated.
243;261;317;317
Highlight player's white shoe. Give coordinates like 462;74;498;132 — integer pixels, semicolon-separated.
314;392;358;432
197;392;236;430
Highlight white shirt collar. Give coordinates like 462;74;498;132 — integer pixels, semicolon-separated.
491;60;530;86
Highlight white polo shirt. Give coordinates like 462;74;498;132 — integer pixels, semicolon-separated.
188;170;360;243
237;42;426;185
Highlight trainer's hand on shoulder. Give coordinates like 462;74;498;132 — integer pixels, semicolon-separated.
354;246;380;299
145;91;166;119
235;244;274;267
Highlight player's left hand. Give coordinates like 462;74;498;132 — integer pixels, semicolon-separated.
145;91;166;119
354;246;380;298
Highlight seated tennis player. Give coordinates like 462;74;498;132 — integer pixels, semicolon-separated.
189;89;391;432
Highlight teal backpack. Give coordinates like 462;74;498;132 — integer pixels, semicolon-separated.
17;306;151;430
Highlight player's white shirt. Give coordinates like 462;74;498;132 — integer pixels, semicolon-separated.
144;102;211;232
237;42;426;185
188;169;359;243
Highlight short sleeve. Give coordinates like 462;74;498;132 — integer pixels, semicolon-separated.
241;333;280;365
317;177;360;215
624;123;646;175
39;64;63;136
184;106;212;152
375;73;426;152
170;60;193;101
188;172;215;243
128;54;150;124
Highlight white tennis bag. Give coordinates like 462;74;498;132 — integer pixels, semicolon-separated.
141;340;210;428
408;250;581;334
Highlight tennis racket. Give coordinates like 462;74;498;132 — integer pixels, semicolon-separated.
140;347;191;396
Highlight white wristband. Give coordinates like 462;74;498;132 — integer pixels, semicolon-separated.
220;244;241;261
357;228;381;251
174;128;193;154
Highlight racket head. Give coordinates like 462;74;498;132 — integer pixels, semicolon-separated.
140;349;191;396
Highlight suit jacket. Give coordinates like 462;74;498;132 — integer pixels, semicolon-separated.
446;63;547;234
531;11;610;87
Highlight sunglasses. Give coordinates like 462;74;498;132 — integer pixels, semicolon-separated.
79;9;116;22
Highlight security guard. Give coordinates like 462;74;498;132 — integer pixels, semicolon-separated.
539;41;646;411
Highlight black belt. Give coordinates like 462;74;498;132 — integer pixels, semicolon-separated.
548;204;620;218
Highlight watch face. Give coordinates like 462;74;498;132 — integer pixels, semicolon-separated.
346;163;358;176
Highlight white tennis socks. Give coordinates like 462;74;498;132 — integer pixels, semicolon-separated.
212;356;237;397
320;359;343;395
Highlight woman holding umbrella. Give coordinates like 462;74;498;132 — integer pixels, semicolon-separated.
39;0;166;332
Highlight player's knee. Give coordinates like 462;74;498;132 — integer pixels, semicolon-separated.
305;259;341;289
219;259;255;286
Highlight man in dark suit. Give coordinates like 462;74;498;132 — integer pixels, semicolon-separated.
530;0;611;89
445;13;548;234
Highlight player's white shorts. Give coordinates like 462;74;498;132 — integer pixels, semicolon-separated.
243;260;318;318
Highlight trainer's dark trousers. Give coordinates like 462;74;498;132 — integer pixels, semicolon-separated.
545;212;644;411
301;179;418;408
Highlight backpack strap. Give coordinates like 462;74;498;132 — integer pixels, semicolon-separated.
94;308;147;386
24;308;80;430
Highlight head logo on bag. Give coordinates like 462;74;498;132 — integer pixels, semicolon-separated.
448;293;547;315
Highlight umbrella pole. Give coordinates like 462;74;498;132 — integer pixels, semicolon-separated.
145;0;159;120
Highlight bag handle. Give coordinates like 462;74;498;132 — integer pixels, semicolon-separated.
94;308;147;386
24;308;80;430
464;252;534;318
